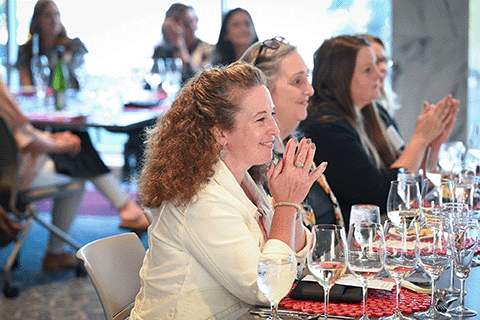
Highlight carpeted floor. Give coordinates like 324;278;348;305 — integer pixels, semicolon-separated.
0;183;148;319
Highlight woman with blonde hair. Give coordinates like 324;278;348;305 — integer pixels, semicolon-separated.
300;35;459;224
130;62;325;319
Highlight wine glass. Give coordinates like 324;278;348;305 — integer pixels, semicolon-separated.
347;222;383;320
387;180;421;231
349;204;381;261
257;251;296;320
381;219;418;320
448;217;479;317
307;224;347;320
415;216;452;320
441;202;470;297
421;178;454;218
453;173;474;208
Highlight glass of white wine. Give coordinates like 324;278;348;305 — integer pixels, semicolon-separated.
347;222;384;320
387;180;421;230
307;224;347;320
257;252;296;320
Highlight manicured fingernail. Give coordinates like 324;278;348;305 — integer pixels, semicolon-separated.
311;143;316;149
307;138;311;144
321;161;327;169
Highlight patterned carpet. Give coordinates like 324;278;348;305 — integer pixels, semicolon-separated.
0;184;148;320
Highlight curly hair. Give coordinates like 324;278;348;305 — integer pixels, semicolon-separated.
138;62;266;208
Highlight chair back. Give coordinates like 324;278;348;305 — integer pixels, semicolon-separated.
76;233;146;320
0;117;21;214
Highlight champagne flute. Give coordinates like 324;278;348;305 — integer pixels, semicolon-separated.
307;224;347;320
347;222;383;320
257;252;296;320
381;219;418;320
448;217;479;317
441;202;470;298
387;180;421;231
415;216;452;320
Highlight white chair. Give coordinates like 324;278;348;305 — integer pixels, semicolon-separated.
76;232;146;320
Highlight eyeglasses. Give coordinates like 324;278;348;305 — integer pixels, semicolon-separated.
254;36;289;65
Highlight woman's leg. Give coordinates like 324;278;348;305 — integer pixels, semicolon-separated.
89;173;149;230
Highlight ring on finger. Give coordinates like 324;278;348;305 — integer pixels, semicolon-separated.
294;161;304;168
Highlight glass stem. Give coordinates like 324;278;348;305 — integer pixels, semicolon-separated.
459;278;466;308
395;279;402;313
362;283;368;316
430;277;436;308
271;302;278;319
324;287;330;319
449;260;455;289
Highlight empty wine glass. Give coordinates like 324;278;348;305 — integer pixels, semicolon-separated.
347;222;383;320
441;202;469;298
448;217;479;317
421;178;454;218
453;173;474;208
307;224;347;320
381;219;418;320
257;251;296;320
349;204;381;261
415;216;452;320
387;180;421;231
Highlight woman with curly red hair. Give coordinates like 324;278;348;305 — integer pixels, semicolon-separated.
131;62;325;319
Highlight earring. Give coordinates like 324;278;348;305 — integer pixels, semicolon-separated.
220;149;227;159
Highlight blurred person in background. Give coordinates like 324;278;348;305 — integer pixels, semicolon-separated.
152;2;214;83
16;0;149;232
211;8;258;67
300;35;459;223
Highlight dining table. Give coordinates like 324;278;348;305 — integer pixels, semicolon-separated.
17;88;171;178
239;263;480;319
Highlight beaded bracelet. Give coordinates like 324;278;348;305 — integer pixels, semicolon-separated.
273;202;302;220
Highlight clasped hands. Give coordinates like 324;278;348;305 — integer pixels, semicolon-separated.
267;137;327;206
51;131;81;157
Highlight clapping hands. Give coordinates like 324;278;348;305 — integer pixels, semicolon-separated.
267;138;326;205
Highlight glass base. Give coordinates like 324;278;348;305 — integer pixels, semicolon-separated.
380;311;411;320
448;305;477;317
445;286;461;297
414;307;451;320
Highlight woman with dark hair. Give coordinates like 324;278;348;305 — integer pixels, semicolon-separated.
241;37;343;227
130;62;324;319
300;35;459;224
152;2;214;83
211;8;258;66
16;0;149;232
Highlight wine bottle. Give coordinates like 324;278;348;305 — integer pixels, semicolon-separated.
52;45;69;111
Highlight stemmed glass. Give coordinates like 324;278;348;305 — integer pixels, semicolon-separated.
415;216;452;320
441;202;470;297
307;224;347;320
347;222;384;320
387;180;421;230
448;217;479;317
381;219;418;320
421;178;454;218
257;252;296;320
349;204;381;261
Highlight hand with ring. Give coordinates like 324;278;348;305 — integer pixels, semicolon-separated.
267;137;327;205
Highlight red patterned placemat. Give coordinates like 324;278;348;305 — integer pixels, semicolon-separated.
279;284;431;318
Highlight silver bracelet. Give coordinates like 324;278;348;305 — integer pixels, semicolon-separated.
273;202;302;220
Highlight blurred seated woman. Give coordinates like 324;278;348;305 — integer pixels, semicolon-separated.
130;62;324;319
300;35;459;224
241;37;343;227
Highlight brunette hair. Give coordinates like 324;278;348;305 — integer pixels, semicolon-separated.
212;8;259;66
138;62;266;208
26;0;71;53
161;3;194;40
308;35;397;169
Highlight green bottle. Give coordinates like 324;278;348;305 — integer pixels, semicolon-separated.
52;46;68;111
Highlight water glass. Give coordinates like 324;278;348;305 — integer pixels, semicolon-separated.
448;217;479;317
381;219;418;320
257;252;296;320
347;223;383;320
307;224;347;320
